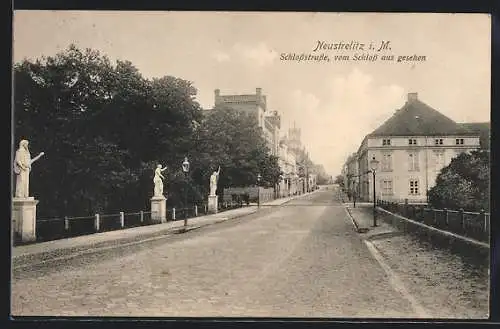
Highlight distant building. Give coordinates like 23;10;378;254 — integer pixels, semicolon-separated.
278;138;299;196
355;92;481;203
458;122;490;150
342;152;359;197
214;88;281;156
287;123;302;155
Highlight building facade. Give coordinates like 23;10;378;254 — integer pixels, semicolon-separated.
342;152;359;198
214;88;281;156
277;139;299;196
354;92;481;203
212;88;317;196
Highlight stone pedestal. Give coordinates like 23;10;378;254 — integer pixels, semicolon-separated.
12;197;38;243
151;196;167;223
208;195;218;214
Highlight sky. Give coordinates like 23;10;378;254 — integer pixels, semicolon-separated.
12;11;491;176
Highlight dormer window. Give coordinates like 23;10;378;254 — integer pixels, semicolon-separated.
382;139;391;146
434;138;443;145
408;138;417;145
455;138;464;145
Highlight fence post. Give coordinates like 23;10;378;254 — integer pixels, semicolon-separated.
194;205;198;217
94;213;100;232
480;209;486;233
140;210;144;223
404;199;409;218
64;216;69;231
204;204;207;214
120;211;125;228
443;208;448;227
172;208;176;220
459;208;465;232
433;208;437;225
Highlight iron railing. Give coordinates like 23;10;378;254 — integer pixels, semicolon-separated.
377;199;490;243
29;200;251;245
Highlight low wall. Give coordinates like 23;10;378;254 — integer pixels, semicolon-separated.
376;207;490;263
222;187;275;203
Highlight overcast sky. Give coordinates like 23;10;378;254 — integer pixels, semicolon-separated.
13;11;491;176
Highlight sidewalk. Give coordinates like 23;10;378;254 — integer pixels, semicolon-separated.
13;190;315;265
343;202;397;239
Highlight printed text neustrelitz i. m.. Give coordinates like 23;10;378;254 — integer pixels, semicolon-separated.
313;40;391;52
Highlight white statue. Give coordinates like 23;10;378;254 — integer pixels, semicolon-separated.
209;166;221;196
13;139;44;198
153;164;168;197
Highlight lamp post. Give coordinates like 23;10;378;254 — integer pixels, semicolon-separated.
257;173;261;208
182;157;190;228
369;157;380;227
352;180;357;208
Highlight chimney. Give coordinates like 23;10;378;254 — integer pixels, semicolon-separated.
256;87;262;96
407;92;418;102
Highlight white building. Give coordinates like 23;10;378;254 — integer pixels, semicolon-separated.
356;92;481;203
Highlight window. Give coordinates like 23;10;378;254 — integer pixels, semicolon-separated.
434;138;443;145
381;179;393;196
455;138;464;145
382;139;391;146
408;151;420;171
408;138;417;145
409;179;419;195
381;153;392;171
434;150;445;170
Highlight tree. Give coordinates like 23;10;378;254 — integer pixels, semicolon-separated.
193;107;282;194
428;150;489;212
334;174;345;187
13;45;203;217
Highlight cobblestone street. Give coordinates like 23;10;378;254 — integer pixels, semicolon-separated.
11;190;487;318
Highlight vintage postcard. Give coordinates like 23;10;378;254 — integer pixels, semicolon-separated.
11;11;491;319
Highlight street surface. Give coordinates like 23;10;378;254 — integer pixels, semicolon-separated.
11;189;488;318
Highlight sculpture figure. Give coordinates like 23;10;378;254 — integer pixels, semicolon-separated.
153;164;168;197
13;140;44;198
209;166;221;196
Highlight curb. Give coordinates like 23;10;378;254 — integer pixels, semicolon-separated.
343;205;370;234
13;208;259;268
13;192;319;268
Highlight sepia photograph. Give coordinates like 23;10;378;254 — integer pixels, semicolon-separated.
11;11;491;319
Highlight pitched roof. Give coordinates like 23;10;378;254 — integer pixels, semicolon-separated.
368;97;476;137
458;122;490;149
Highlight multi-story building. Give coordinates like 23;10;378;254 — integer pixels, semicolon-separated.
277;138;298;196
342;152;359;196
214;88;281;156
356;92;481;203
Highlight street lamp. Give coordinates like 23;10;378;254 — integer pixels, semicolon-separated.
352;180;357;208
369;156;380;227
257;173;261;208
182;156;190;228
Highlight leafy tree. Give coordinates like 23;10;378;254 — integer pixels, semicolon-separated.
428;150;489;212
334;174;345;186
193;107;282;193
13;45;203;217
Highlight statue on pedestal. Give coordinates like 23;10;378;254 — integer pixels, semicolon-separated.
13;139;44;198
209;166;221;196
153;164;168;197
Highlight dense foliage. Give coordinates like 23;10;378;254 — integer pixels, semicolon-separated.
428;150;490;212
333;175;345;187
13;45;282;218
